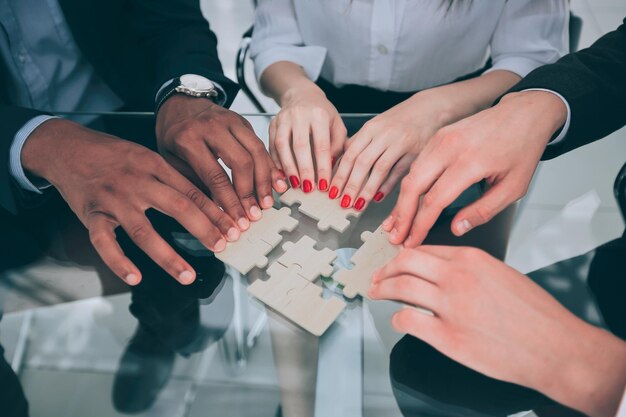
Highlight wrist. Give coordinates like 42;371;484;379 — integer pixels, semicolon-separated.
537;320;626;417
501;91;568;135
409;90;458;128
279;83;326;106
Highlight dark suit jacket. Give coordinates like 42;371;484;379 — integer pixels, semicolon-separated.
0;0;239;214
509;18;626;160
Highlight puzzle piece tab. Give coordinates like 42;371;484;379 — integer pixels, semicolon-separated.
248;262;346;336
275;236;337;281
216;207;298;274
333;225;401;299
279;188;362;233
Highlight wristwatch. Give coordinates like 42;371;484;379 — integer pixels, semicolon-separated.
155;74;223;113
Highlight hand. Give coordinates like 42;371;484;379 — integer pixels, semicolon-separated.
383;90;568;247
156;95;287;230
369;246;626;417
329;92;452;211
269;85;346;193
22;119;238;286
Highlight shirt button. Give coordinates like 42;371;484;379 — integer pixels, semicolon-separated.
377;44;389;55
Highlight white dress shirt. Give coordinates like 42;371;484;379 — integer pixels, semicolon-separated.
250;0;569;92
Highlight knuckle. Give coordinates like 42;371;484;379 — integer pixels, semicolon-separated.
205;169;232;190
171;196;192;213
186;189;208;210
475;204;495;223
237;155;254;171
129;223;150;243
89;229;108;247
311;107;328;121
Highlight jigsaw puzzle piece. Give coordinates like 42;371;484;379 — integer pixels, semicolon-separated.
276;236;337;281
279;188;361;233
248;262;346;336
215;207;298;274
333;225;401;299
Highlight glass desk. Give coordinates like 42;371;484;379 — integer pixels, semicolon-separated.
0;113;623;417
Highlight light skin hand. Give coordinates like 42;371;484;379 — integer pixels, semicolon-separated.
22;119;234;286
331;70;522;212
261;61;346;193
156;95;287;230
369;245;626;417
383;90;568;247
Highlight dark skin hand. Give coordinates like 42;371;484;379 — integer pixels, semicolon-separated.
156;95;288;231
22;119;238;286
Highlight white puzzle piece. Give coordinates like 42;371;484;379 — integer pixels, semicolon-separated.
333;225;401;299
248;262;346;336
279;188;362;233
216;207;298;274
276;236;337;281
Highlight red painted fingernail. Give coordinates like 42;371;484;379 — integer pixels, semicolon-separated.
341;195;352;208
319;179;328;191
303;179;313;193
289;176;300;188
279;169;286;178
355;197;365;211
329;186;339;199
374;191;384;202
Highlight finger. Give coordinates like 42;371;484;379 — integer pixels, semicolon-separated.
214;130;262;222
275;122;300;189
268;119;284;170
174;140;250;231
330;118;347;169
118;212;196;285
310;118;332;192
388;157;447;245
391;307;443;342
450;178;522;237
341;139;390;211
329;132;372;205
376;153;415;204
404;166;483;247
354;147;405;211
87;214;142;285
143;182;231;251
368;274;439;311
371;248;446;285
291;121;316;193
231;124;275;209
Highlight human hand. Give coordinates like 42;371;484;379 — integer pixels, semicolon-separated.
329;92;451;211
383;90;568;247
156;95;287;230
22;119;238;286
269;85;346;193
369;245;626;417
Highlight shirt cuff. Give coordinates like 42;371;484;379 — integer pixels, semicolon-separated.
522;88;571;145
9;115;58;194
616;388;626;417
253;45;327;83
155;76;227;107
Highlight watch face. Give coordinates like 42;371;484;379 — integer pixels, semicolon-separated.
180;74;215;92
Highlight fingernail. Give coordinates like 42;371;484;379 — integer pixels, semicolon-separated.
238;217;250;230
341;195;352;208
329;186;339;199
303;179;313;193
374;191;384;202
213;239;227;252
249;205;262;220
354;197;365;211
179;270;195;285
276;179;287;190
289;176;300;188
382;215;393;229
279;169;286;178
262;195;274;208
226;227;240;242
319;179;328;191
456;219;473;235
125;273;140;285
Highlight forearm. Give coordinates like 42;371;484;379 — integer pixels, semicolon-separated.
412;70;522;126
538;320;626;417
259;61;325;105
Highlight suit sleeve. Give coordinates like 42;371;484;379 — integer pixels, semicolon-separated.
129;0;239;108
0;105;50;214
508;18;626;160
